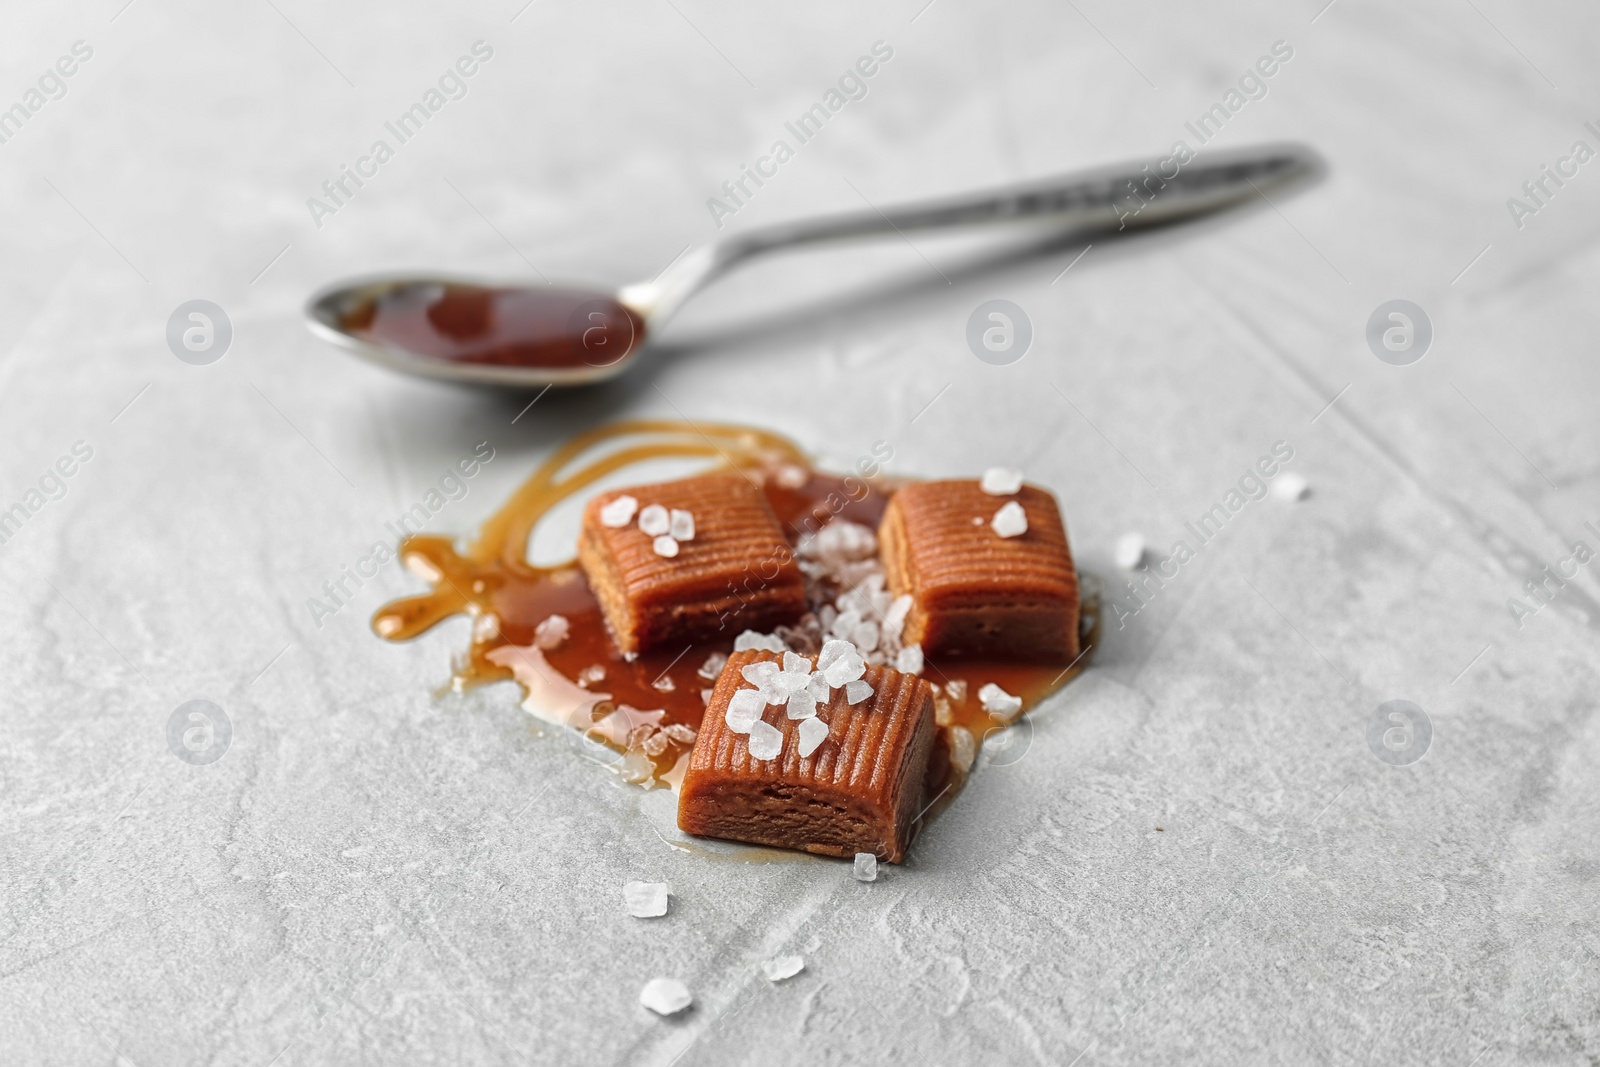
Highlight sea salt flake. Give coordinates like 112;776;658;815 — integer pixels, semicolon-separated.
533;614;570;650
979;682;1023;722
1114;532;1147;570
734;630;787;653
638;504;670;536
725;689;765;733
980;467;1024;496
746;719;783;760
640;977;692;1015
991;501;1028;538
775;464;809;489
624;880;670;917
883;595;912;636
787;691;818;720
600;495;639;527
781;651;810;675
1272;471;1309;502
845;679;873;705
817;638;855;672
853;852;878;882
945;679;968;703
895;644;923;675
762;954;806;982
824;651;866;687
949;726;976;774
651;675;675;693
669;509;695;541
643;731;670;756
852;620;881;653
578;664;607;688
806;671;831;700
796;717;828;756
652;535;679;558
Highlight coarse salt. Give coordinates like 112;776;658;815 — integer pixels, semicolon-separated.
978;682;1023;722
980;467;1024;496
845;679;873;705
697;652;727;681
669;509;695;541
734;630;787;653
895;644;923;675
761;955;806;982
725;689;765;733
797;716;828;756
600;495;638;527
991;501;1028;538
639;977;692;1016
1272;472;1309;502
853;852;878;882
746;718;783;760
662;723;698;745
786;691;818;720
533;614;570;650
624;880;669;918
652;535;679;558
1114;532;1147;570
638;504;670;536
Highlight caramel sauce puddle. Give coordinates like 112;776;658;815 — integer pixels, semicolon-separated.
373;420;1097;814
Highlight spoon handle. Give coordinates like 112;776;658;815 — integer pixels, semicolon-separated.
626;142;1319;322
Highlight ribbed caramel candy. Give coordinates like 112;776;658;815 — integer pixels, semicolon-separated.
678;650;936;863
880;480;1079;662
578;471;805;654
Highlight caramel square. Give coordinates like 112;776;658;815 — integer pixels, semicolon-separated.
578;471;805;655
677;649;937;863
880;480;1079;662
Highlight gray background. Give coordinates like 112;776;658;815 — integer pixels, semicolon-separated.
2;0;1598;1064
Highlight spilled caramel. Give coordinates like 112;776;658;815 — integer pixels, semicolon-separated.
342;281;644;369
373;420;1096;809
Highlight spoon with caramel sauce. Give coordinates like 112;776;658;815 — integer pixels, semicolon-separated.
306;143;1320;387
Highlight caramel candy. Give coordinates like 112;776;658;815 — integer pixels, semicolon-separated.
880;480;1080;662
678;649;937;863
579;471;805;655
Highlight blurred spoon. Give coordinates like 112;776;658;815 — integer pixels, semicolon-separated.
305;142;1320;388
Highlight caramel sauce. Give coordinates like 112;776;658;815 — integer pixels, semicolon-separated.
373;420;1096;814
341;281;644;369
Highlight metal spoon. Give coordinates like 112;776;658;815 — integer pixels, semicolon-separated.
305;142;1320;388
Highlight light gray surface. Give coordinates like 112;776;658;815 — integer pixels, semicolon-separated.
2;1;1598;1064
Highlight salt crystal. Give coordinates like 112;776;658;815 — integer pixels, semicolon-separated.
473;614;500;641
786;691;818;720
742;661;788;704
934;695;952;726
980;467;1024;495
640;977;692;1015
1272;472;1309;502
663;723;698;745
991;501;1028;538
945;679;968;703
806;671;831;701
533;614;570;650
643;731;670;756
852;620;881;653
651;675;675;693
725;689;765;733
883;595;912;637
761;954;806;982
638;504;670;536
600;495;638;527
979;682;1023;722
746;719;783;760
624;880;670;917
1114;532;1146;570
775;464;809;489
669;508;695;541
823;653;864;687
578;664;607;688
817;638;855;672
845;679;873;705
652;535;679;558
948;726;976;774
853;852;878;882
895;644;923;675
781;651;810;675
700;688;714;705
734;630;787;653
796;716;828;756
697;652;727;681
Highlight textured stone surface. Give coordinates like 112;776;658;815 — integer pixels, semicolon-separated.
2;1;1598;1064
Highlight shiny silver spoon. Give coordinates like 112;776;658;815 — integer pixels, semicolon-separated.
305;142;1320;388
